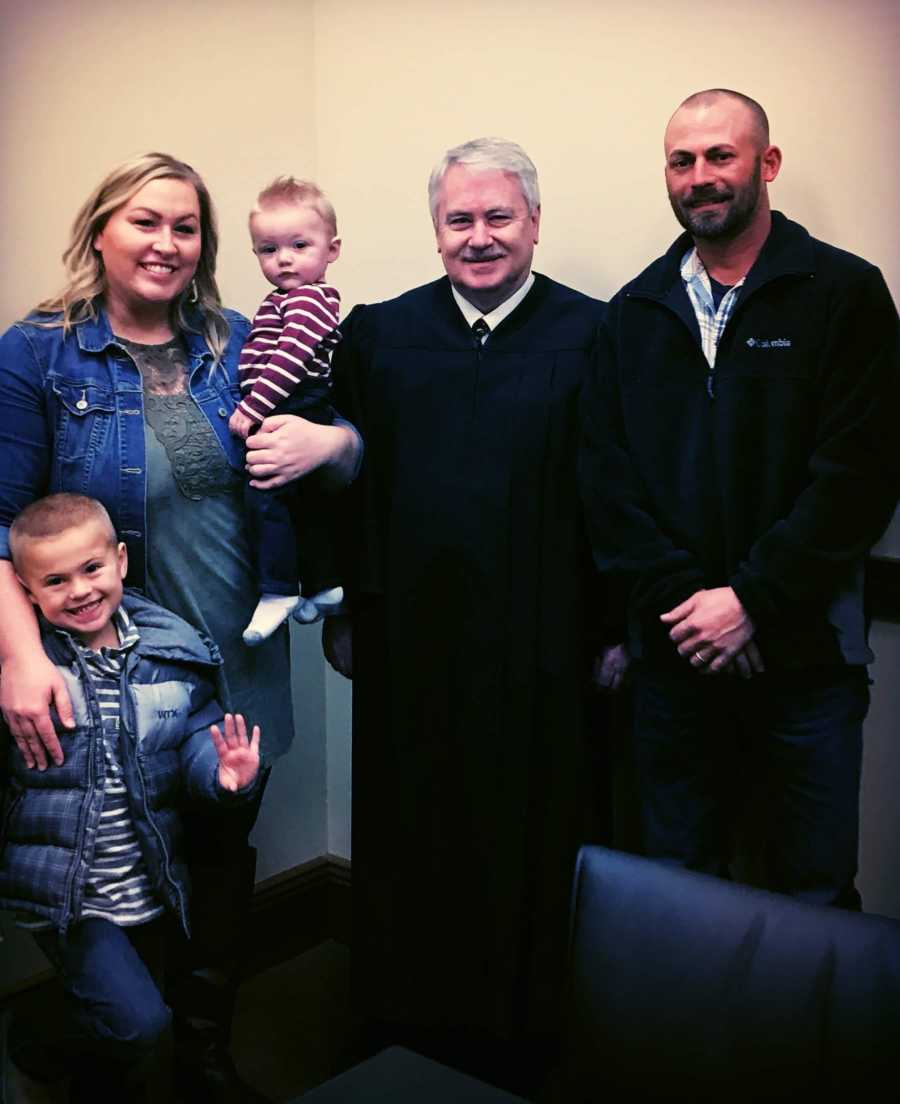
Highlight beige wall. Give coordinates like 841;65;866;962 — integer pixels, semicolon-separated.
0;0;322;324
1;0;898;987
315;0;900;307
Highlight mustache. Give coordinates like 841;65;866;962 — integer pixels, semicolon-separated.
685;187;733;208
461;250;507;262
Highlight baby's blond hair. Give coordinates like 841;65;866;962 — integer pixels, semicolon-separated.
250;176;337;237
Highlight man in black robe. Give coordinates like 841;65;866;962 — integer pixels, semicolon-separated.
325;138;623;1090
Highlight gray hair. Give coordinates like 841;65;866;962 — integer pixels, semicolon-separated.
428;137;541;224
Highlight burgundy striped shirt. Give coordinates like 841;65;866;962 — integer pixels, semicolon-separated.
237;282;341;423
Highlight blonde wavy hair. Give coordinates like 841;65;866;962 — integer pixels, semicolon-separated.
34;152;230;363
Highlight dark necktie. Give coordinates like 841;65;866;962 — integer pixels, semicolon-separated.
471;317;490;346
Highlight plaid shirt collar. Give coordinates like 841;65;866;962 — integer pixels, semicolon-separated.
680;246;746;369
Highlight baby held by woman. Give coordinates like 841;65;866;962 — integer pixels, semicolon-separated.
231;177;346;644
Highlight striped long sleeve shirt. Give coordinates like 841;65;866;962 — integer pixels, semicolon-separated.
77;611;164;927
237;282;342;424
18;610;164;931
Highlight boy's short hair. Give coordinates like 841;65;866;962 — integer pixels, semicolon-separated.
9;494;117;569
250;176;338;237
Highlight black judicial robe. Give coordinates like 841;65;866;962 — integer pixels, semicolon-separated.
332;274;611;1045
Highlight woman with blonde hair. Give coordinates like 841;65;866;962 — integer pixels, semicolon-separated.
0;151;359;1103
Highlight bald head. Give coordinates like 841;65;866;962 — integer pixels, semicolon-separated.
668;89;770;150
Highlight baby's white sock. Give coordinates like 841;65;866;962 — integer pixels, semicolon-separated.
243;594;300;646
291;587;345;625
309;586;345;615
292;598;322;624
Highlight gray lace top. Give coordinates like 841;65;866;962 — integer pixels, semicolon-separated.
118;336;294;762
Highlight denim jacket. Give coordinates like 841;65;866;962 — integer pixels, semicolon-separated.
0;590;258;935
0;307;250;588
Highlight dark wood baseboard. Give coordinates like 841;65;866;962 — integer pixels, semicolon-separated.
248;854;351;978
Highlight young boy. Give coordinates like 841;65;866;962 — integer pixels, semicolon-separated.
0;494;261;1103
231;176;345;645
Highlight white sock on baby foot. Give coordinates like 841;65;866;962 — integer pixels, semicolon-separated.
243;594;300;645
292;586;345;626
310;586;345;616
292;598;322;624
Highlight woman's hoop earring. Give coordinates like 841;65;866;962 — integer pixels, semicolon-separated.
188;279;199;304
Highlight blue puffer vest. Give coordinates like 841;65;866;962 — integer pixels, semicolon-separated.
0;590;254;934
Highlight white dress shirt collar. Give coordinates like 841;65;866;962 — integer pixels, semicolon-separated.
451;272;536;333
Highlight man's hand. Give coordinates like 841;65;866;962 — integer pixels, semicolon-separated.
724;641;766;679
323;615;353;679
246;415;352;489
228;408;256;440
591;643;630;693
211;713;261;792
1;653;72;770
661;587;757;674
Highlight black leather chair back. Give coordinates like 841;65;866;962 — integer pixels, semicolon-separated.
564;846;900;1101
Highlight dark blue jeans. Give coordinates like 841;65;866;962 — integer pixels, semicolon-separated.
11;917;170;1102
631;663;869;908
243;384;340;598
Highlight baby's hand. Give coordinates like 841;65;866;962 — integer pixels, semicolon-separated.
228;408;256;439
210;713;261;792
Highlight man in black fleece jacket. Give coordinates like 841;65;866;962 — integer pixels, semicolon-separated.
579;88;900;908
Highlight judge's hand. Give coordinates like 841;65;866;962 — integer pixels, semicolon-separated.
210;713;261;792
661;587;756;674
246;415;358;490
591;643;630;693
323;615;353;679
1;652;72;770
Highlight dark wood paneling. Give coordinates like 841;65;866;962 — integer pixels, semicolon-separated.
248;855;351;977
